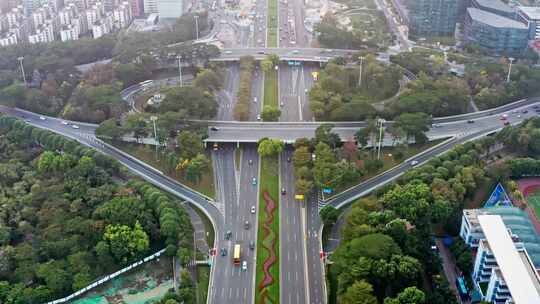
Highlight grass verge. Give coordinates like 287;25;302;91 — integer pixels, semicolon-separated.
196;265;210;304
263;70;278;108
255;156;280;304
192;206;215;248
334;139;448;194
267;0;278;47
109;141;215;199
235;148;241;171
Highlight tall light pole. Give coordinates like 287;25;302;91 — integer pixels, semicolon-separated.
17;57;27;86
177;55;183;87
358;56;364;87
377;118;385;160
506;57;514;83
150;115;158;160
194;15;200;40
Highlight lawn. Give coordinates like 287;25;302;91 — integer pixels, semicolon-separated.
267;0;278;47
255;156;280;304
334;139;448;194
110;141;215;199
527;188;540;222
264;69;278;108
196;265;210;304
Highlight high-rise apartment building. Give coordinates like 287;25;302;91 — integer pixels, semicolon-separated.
157;0;183;18
143;0;157;14
129;0;142;17
408;0;461;38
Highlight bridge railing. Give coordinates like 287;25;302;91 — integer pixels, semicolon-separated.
45;249;166;304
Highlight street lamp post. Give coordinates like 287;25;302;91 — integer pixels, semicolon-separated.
377;118;385;160
177;55;183;87
506;57;514;83
194;15;200;40
17;57;27;86
358;56;364;87
150;116;158;160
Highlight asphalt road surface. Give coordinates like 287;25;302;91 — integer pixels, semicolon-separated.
216;64;240;121
278;63;316;121
210;143;259;303
206;100;540;143
279;149;308;304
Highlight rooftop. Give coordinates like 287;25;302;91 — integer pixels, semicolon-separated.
464;207;540;267
518;6;540;20
478;215;540;304
473;0;514;14
467;8;528;29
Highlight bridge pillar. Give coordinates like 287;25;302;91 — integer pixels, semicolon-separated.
237;141;240;148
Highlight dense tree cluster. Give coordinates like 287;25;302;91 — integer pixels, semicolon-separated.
330;133;503;303
314;13;392;51
388;73;470;118
466;62;540;110
0;13;217;124
0;116;193;303
309;59;400;121
391;50;540;113
292;125;361;194
234;56;256;120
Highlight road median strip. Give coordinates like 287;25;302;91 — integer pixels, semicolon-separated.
255;156;280;303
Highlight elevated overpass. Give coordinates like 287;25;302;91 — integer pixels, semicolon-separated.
211;47;355;62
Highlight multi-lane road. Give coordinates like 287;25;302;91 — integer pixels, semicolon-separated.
211;144;259;302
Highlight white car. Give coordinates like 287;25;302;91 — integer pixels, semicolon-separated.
251;206;256;214
410;160;419;166
61;121;68;125
253;97;258;103
72;125;80;129
225;50;232;54
39;116;46;120
242;261;247;271
257;114;261;120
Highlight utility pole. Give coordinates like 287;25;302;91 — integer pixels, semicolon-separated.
377;118;385;160
177;55;183;87
17;57;26;86
150;116;158;160
194;15;200;40
358;56;364;87
506;57;514;83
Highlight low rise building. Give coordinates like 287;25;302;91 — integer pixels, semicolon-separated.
464;8;529;56
517;6;540;40
460;207;540;267
471;215;540;303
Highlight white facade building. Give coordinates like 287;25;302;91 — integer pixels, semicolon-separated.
112;1;131;29
517;6;540;40
472;215;540;304
143;0;158;14
157;0;183;19
28;22;55;43
60;23;80;41
0;32;18;46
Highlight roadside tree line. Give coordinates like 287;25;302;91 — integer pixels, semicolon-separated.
0;116;194;303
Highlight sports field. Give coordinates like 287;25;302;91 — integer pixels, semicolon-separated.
528;188;540;222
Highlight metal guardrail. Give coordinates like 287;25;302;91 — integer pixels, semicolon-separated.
45;248;166;304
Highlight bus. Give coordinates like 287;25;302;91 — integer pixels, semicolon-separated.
455;276;469;301
233;244;241;265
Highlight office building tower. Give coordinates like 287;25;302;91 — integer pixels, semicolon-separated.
464;8;529;56
408;0;461;38
143;0;157;14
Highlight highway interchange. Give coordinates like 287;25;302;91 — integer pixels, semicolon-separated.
3;0;540;303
